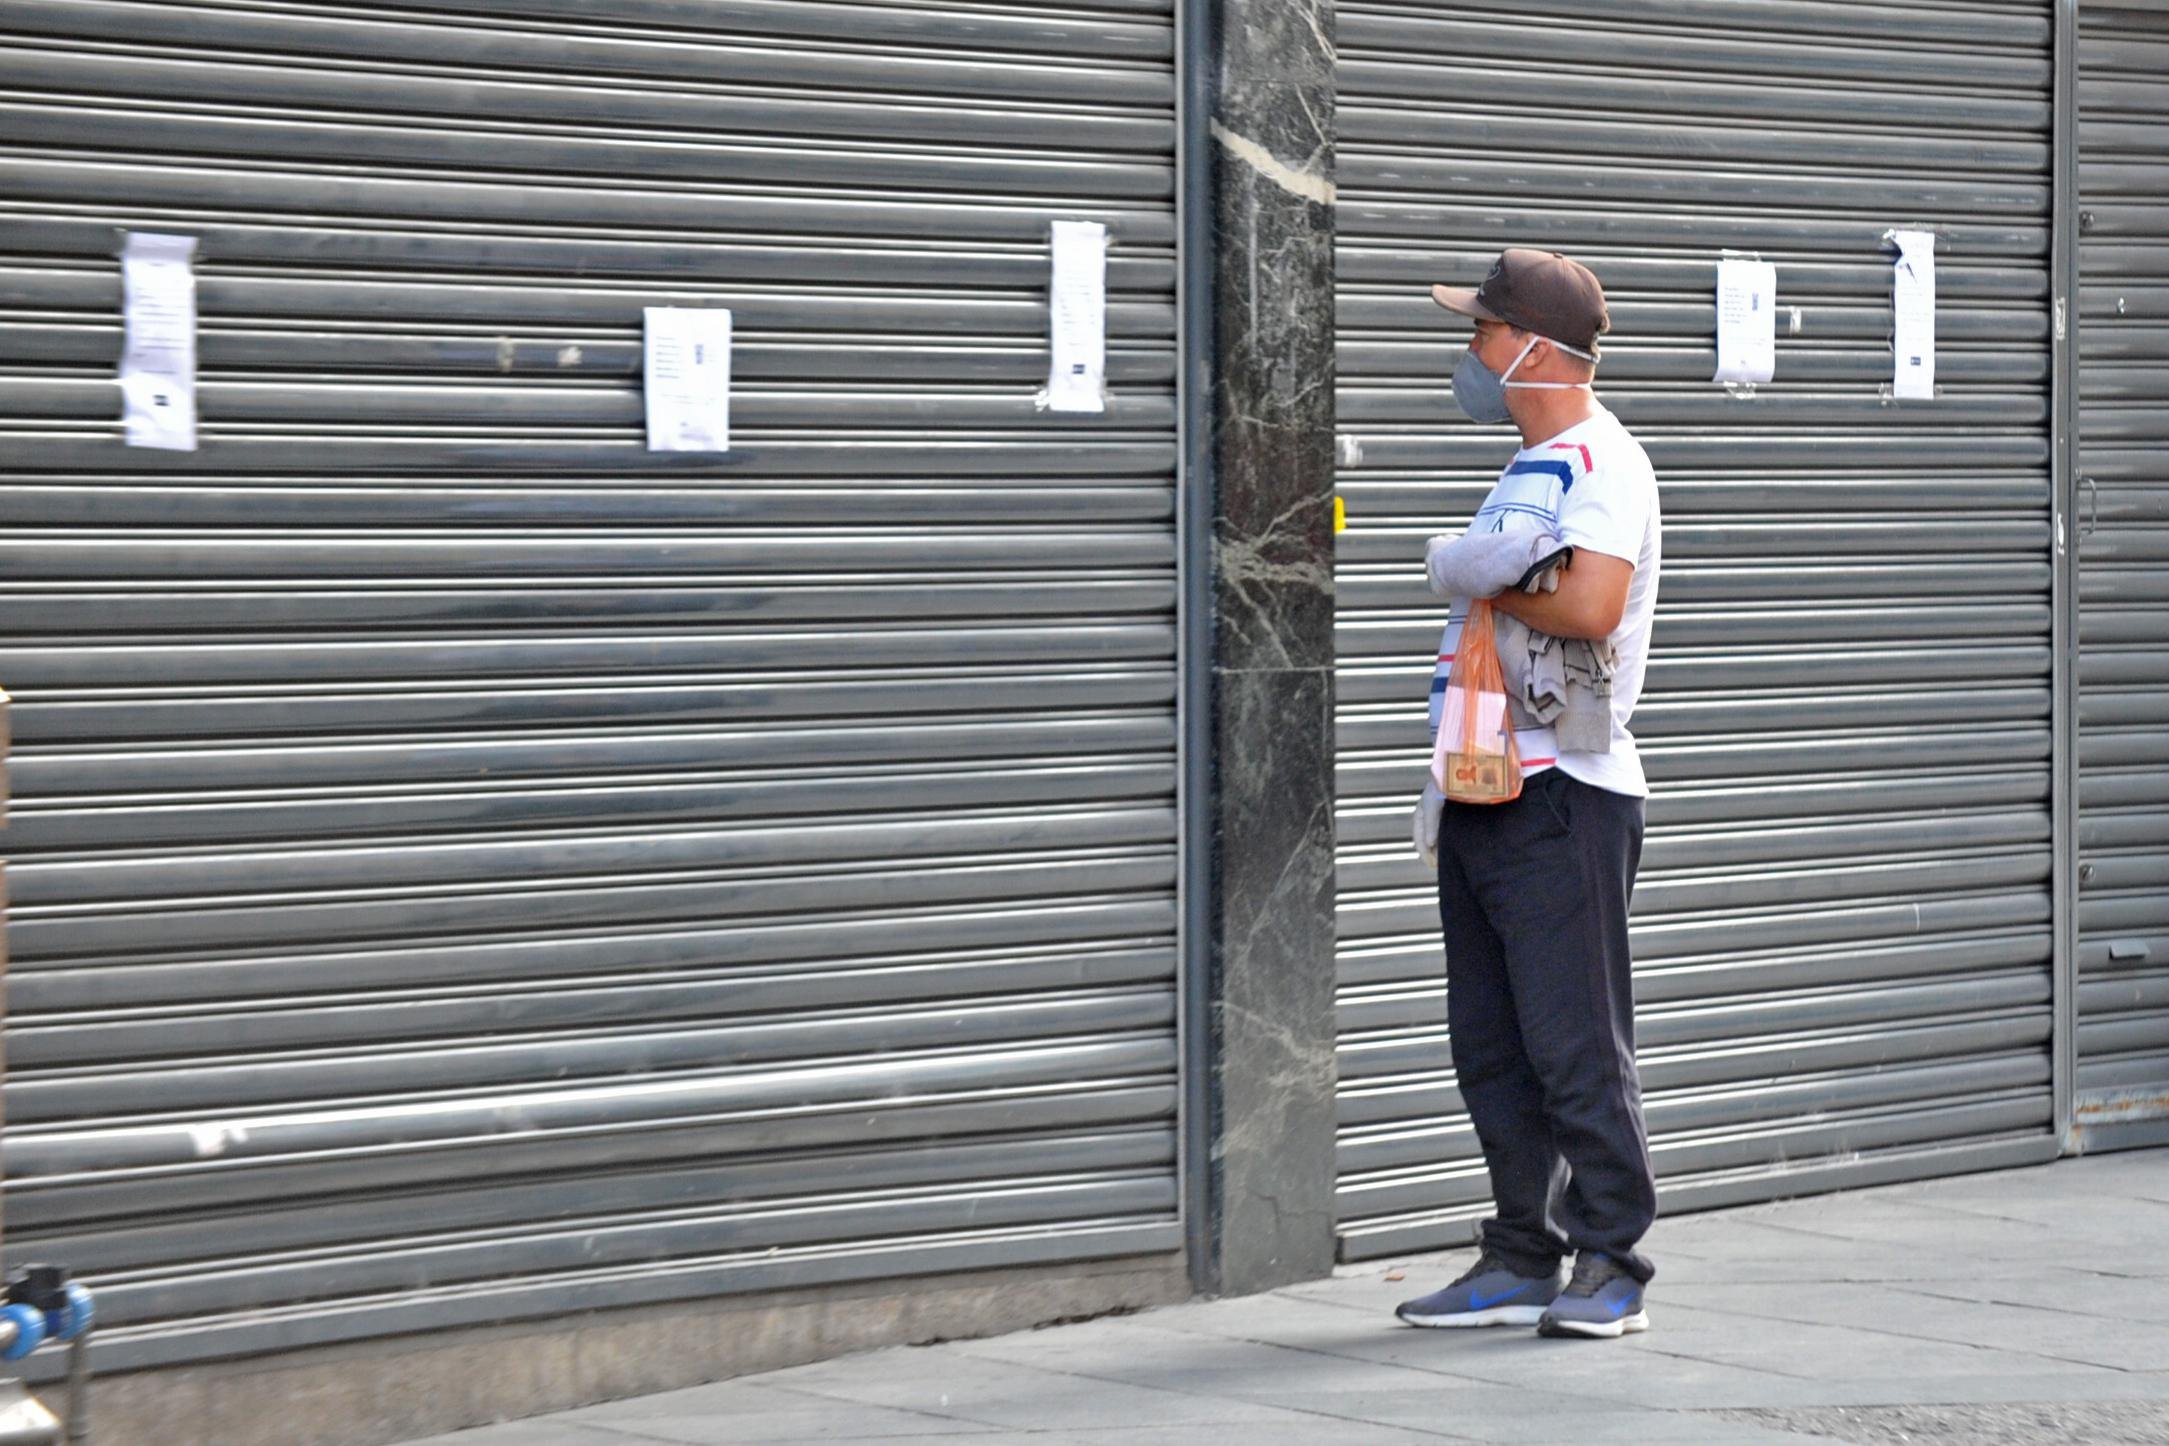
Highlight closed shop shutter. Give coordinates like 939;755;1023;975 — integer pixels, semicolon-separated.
2073;1;2169;1150
1332;0;2060;1257
0;0;1182;1370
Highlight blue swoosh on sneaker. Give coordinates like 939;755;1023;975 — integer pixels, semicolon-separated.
1468;1287;1525;1310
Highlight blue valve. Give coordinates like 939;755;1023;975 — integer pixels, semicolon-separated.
0;1303;46;1361
46;1284;94;1343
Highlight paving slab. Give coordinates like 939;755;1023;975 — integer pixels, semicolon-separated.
1664;1279;2169;1373
1199;1390;1818;1446
1390;1339;1818;1410
1899;1189;2169;1242
568;1391;1000;1445
1621;1300;2127;1385
1706;1398;2169;1445
1723;1197;2152;1256
1044;1425;1458;1445
753;1346;1331;1433
1627;1220;2014;1285
1897;1268;2169;1320
404;1426;626;1446
955;1323;1497;1398
403;1149;2169;1446
1670;1371;2169;1413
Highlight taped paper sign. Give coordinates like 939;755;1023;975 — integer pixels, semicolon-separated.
1890;229;1936;400
1040;220;1107;414
643;306;732;452
120;231;198;451
1713;258;1777;386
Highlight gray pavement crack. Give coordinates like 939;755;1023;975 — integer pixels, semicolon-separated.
1262;1287;1808;1381
757;1376;1026;1433
582;1424;737;1445
1869;1287;2156;1376
1666;1296;2133;1375
1895;1197;2083;1229
1704;1399;2169;1445
762;1331;1494;1440
1898;1193;2169;1235
940;1336;1485;1440
1726;1216;1914;1248
1889;1282;2124;1324
1173;1314;1813;1403
1267;1288;1409;1318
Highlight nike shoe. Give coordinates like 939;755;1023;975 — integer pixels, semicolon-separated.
1395;1249;1564;1328
1536;1251;1649;1339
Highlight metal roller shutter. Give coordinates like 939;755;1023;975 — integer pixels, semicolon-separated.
2073;0;2169;1150
1332;0;2060;1257
0;0;1183;1370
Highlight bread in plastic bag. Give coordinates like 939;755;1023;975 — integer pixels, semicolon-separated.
1431;597;1523;804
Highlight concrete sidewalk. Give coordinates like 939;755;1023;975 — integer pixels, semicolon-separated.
410;1150;2169;1445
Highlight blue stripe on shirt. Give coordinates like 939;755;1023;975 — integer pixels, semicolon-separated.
1503;459;1577;491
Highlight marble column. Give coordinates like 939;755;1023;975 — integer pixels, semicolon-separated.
1196;0;1340;1295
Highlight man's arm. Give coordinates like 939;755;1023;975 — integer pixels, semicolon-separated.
1489;549;1633;641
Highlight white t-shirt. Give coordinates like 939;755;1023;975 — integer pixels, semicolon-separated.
1427;406;1662;798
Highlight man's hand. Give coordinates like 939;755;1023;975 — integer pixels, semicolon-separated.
1490;549;1632;641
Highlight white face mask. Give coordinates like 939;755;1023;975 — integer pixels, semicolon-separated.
1451;334;1596;423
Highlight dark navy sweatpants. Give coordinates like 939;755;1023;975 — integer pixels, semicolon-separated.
1437;766;1658;1283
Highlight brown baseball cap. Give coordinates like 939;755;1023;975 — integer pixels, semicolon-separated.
1432;248;1609;358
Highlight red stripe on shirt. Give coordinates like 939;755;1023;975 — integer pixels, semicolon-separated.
1549;442;1593;473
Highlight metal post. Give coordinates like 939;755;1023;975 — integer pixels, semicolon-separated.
2050;0;2082;1152
61;1331;88;1446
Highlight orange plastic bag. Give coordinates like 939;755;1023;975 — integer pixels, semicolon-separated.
1431;598;1523;804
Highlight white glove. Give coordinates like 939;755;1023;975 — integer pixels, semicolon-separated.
1412;779;1444;869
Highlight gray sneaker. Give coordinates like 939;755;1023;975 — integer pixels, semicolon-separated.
1395;1249;1564;1328
1536;1251;1649;1339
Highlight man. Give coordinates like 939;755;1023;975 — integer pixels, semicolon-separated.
1395;248;1663;1341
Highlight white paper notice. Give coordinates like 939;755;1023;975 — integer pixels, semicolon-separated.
119;231;199;451
643;306;732;452
1713;258;1777;386
1891;229;1936;400
1041;220;1107;414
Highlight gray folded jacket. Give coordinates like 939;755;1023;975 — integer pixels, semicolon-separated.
1512;620;1615;753
1426;529;1572;600
1424;529;1617;754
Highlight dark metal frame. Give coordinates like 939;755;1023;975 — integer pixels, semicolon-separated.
1174;0;1219;1287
